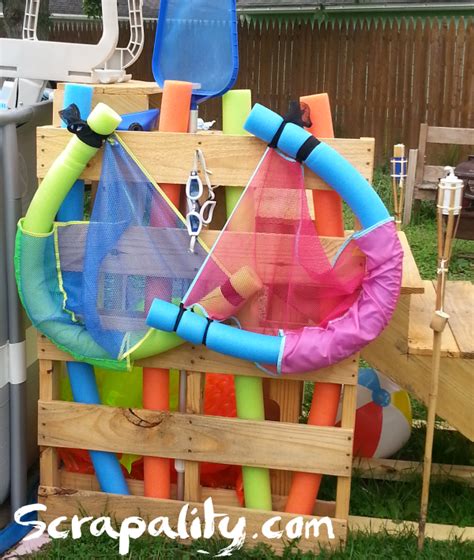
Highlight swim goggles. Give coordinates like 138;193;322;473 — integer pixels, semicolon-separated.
185;149;218;252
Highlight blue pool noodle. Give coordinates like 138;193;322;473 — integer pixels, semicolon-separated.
243;104;389;229
57;84;129;495
57;84;93;221
67;363;129;494
147;300;282;366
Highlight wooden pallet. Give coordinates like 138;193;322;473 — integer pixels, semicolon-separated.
38;339;358;553
363;280;474;441
36;106;464;549
34;125;388;552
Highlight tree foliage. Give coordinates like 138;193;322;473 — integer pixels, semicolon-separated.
83;0;102;19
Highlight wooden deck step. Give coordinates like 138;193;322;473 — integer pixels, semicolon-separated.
408;280;473;359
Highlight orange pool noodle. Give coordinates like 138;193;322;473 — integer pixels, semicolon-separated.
144;80;193;499
158;80;193;206
300;93;344;238
159;80;193;133
285;94;344;515
198;266;263;318
285;383;342;514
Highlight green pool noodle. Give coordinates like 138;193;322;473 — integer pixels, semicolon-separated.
222;90;252;214
21;102;184;364
234;375;272;510
222;89;272;511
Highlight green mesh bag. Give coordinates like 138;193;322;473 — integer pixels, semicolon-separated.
15;220;128;371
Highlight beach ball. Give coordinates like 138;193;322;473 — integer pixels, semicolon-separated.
338;368;412;458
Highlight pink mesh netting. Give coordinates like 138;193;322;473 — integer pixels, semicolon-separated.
184;148;366;335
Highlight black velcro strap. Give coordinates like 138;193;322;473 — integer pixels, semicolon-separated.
202;317;213;346
296;136;320;163
172;303;188;332
59;103;109;149
268;120;287;149
268;101;317;154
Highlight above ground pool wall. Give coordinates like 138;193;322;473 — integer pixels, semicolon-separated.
0;383;9;505
0;99;51;507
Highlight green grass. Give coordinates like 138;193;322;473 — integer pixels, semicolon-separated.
22;529;474;559
371;170;474;281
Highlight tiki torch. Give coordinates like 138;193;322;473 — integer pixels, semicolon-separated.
418;166;464;548
391;144;407;229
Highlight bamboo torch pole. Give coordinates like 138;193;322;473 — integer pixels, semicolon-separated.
391;144;407;229
418;166;464;549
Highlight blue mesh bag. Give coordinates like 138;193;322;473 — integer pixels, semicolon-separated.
79;137;207;359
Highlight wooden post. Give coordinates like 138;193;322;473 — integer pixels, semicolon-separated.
335;382;357;523
184;371;205;502
403;149;418;225
39;359;60;488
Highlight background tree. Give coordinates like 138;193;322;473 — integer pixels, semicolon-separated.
1;0;50;39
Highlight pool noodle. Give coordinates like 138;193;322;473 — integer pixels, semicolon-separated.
222;89;272;511
285;94;343;515
300;93;344;238
58;86;129;495
58;84;93;222
143;80;193;499
222;90;252;215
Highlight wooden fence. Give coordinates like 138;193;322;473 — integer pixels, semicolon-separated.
43;16;473;163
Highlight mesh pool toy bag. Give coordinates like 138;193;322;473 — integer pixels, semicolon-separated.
81;139;208;360
16;137;207;368
183;147;366;359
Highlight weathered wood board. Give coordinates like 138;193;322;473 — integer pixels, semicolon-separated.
362;282;474;441
39;486;347;554
52;81;162;127
37;128;375;190
38;401;353;476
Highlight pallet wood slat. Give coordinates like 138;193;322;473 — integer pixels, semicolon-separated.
37;334;358;385
362;291;474;441
37;128;375;188
354;457;474;486
268;379;304;496
55;224;363;280
52;81;162;127
41;224;420;295
58;469;338;517
426;126;474;145
335;383;357;521
39;360;60;488
349;516;474;542
398;232;425;294
38;486;347;554
442;281;474;359
408;281;459;357
184;372;204;503
38;401;353;476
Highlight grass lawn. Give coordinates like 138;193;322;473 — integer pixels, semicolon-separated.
20;171;473;559
22;531;474;559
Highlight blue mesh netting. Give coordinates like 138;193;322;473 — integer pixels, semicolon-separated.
16;138;207;366
78;138;207;359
